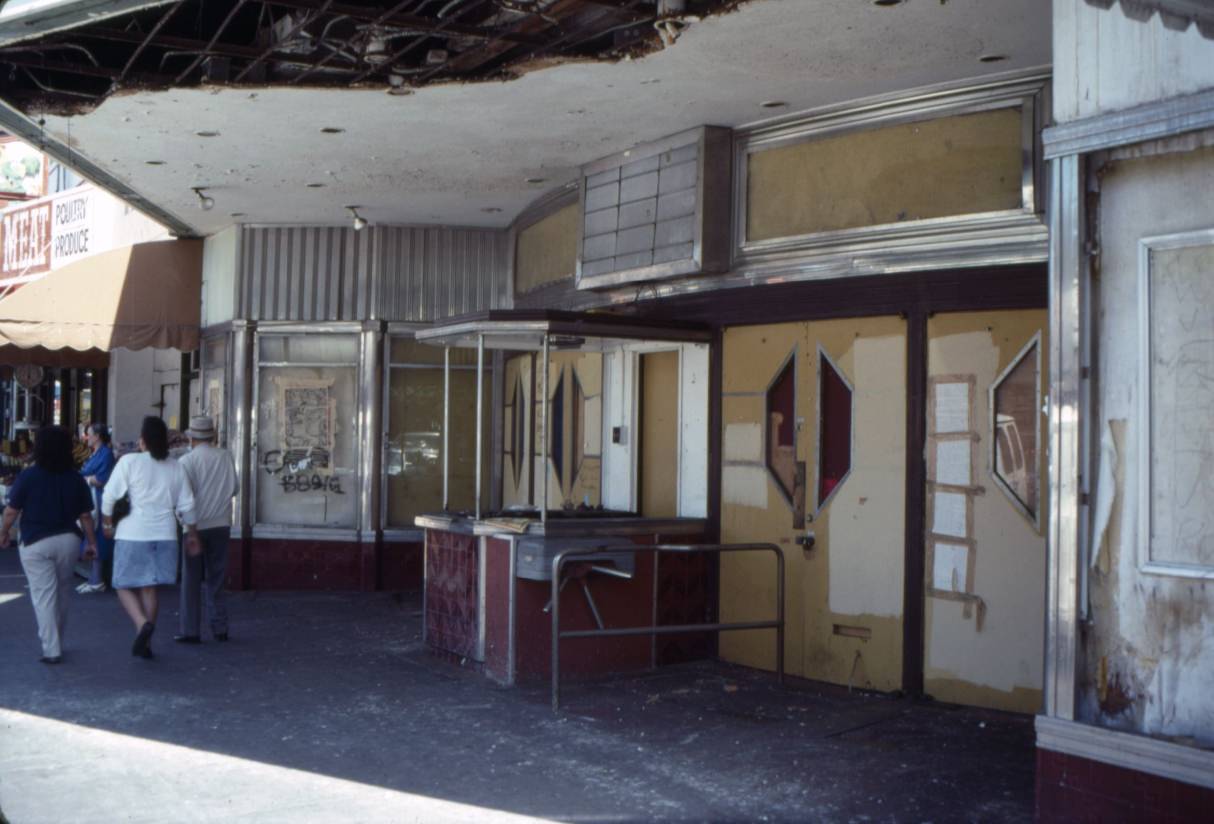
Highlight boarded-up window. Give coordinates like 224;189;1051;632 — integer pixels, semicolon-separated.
514;203;578;295
746;107;1024;242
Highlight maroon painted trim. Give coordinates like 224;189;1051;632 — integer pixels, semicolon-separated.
637;265;1048;326
902;311;927;696
1036;747;1214;823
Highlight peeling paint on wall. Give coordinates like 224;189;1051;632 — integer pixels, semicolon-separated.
1080;144;1214;747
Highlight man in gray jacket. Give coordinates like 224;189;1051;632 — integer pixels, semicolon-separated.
176;416;238;643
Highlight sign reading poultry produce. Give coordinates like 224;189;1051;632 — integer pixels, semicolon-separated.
0;182;168;283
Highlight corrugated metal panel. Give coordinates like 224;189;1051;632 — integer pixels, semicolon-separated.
238;226;376;322
238;225;507;322
376;226;510;322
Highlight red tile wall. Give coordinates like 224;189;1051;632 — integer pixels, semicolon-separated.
424;529;480;660
1036;747;1214;823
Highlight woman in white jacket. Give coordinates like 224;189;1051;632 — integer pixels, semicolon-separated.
102;416;201;659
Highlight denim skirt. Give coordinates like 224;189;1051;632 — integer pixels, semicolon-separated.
113;539;178;588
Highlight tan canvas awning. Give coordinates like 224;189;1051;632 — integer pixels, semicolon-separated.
0;239;202;352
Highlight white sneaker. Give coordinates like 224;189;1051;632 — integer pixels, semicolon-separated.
78;582;107;594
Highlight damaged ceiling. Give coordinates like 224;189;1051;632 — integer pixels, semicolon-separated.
0;0;736;110
0;0;1051;234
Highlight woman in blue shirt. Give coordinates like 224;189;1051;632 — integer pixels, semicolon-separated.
78;422;116;593
0;426;99;664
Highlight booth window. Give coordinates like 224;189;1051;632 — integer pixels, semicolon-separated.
817;349;852;509
991;335;1040;521
765;354;797;505
385;338;489;528
255;333;359;529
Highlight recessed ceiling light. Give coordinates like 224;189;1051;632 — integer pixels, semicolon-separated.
979;54;1009;63
481;207;502;213
525;177;546;184
873;0;904;6
307;183;326;188
320;127;345;134
760;100;788;109
230;212;245;218
196;130;221;137
145;160;165;166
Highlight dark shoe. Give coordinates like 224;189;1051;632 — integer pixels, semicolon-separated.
173;635;202;644
39;655;62;665
132;621;155;657
214;632;229;642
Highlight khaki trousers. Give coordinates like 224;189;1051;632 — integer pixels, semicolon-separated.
19;532;79;658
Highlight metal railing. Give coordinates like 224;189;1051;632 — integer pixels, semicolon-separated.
551;543;785;711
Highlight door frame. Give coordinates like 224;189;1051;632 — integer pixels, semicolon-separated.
640;264;1048;695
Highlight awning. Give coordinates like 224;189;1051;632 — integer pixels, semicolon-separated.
0;345;109;369
0;238;202;352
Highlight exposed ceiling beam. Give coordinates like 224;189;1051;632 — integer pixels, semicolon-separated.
265;0;550;48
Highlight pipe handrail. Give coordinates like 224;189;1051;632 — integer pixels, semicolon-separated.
551;542;785;711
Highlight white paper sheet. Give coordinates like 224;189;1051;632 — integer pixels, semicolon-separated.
935;439;971;486
932;491;968;538
932;542;970;592
934;382;970;434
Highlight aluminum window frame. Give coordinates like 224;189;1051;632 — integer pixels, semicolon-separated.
381;326;483;539
732;69;1050;278
1136;227;1214;580
251;324;363;540
989;331;1043;530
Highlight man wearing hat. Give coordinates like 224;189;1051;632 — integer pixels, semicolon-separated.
175;415;238;643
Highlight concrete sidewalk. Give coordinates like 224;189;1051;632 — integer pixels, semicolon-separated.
0;550;1035;823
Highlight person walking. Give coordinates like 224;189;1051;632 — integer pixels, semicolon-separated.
101;416;200;659
78;422;116;594
175;415;237;644
0;426;100;664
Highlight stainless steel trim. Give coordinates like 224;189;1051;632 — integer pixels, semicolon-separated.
443;347;450;511
253;321;364;334
507;534;517;685
475;334;484;520
477;536;487;662
1136;229;1214;580
732;71;1048;271
250;525;360;542
358;326;382;540
512;182;579;233
1043;88;1214;159
0;99;197;237
540;334;549;523
421;530;429;645
1045;155;1084;721
1035;715;1214;791
230;322;254;535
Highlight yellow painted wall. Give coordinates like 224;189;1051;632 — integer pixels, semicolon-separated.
718;318;906;692
747;107;1024;242
641;351;679;518
924;309;1048;714
514;203;578;295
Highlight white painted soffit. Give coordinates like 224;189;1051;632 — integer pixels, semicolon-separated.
1083;0;1214;38
15;0;1051;235
0;0;175;46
